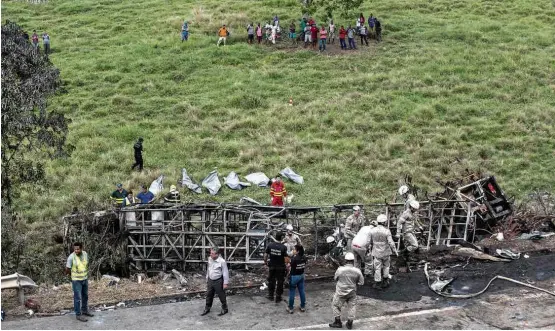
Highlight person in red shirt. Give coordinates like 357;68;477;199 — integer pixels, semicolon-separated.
359;13;365;25
270;176;287;206
310;24;318;50
319;25;328;52
338;26;347;50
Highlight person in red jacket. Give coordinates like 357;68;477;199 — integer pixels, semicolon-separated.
270;176;287;206
338;26;347;50
310;24;318;50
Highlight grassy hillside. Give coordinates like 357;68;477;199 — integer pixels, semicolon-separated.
3;0;555;223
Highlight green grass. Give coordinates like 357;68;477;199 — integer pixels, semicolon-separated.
3;0;555;223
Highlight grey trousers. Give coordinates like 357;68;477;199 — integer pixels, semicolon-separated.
205;277;227;310
332;291;357;320
373;256;391;282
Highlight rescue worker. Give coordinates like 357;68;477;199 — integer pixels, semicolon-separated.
201;247;229;316
164;185;180;203
329;252;364;329
270;175;287;206
350;221;375;276
131;137;144;171
283;224;302;256
64;242;94;322
369;214;398;289
264;231;288;302
398;185;415;210
344;206;364;252
395;200;423;260
110;183;127;207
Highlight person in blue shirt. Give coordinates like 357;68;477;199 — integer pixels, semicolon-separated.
136;185;155;204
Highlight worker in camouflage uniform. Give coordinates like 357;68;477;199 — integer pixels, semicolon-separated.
395;200;423;260
398;185;415;210
369;214;397;289
344;206;365;252
329;252;364;330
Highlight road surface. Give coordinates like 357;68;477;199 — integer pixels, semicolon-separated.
3;254;555;330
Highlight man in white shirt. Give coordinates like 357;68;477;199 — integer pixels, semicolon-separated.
201;247;229;316
351;222;375;276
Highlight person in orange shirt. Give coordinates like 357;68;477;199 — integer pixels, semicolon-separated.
217;25;229;46
270;175;287;206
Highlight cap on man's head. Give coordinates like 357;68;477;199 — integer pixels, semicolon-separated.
353;205;361;211
116;183;123;188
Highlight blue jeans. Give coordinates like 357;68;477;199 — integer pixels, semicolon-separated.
348;38;356;49
319;39;326;51
288;274;306;309
340;38;347;49
72;279;89;315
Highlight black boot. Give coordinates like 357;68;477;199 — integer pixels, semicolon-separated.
329;317;342;328
383;278;391;288
275;296;282;303
346;320;353;329
200;308;210;316
372;281;383;289
218;308;228;316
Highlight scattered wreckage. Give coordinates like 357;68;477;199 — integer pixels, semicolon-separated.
63;173;554;279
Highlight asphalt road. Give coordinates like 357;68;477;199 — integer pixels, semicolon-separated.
3;254;555;330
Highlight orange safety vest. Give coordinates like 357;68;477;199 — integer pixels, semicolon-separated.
270;181;287;198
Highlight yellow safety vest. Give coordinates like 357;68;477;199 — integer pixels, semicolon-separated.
71;253;88;281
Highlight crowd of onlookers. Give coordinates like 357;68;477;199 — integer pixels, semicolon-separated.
21;29;51;55
180;12;383;51
244;13;383;51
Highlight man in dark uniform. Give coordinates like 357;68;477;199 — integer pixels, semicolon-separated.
264;231;288;303
131;137;144;171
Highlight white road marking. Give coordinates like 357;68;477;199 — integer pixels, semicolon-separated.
283;306;461;330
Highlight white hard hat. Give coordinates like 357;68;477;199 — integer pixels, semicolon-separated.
377;214;387;223
398;185;409;195
409;200;420;210
326;236;335;244
353;205;361;211
344;252;355;261
286;224;293;231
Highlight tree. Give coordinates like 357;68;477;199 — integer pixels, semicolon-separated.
1;21;73;207
300;0;363;19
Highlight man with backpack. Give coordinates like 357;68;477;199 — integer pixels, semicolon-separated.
217;25;229;46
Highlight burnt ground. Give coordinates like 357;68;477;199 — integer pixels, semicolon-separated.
358;252;555;303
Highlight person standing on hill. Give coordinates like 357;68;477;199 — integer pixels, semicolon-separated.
289;21;297;45
42;32;50;55
318;25;327;52
304;24;311;47
31;30;39;51
375;18;382;43
310;24;318;50
131;137;144;171
256;23;263;44
247;23;254;44
359;24;369;46
181;20;189;42
347;25;356;49
270;175;287;206
300;18;307;44
217;24;228;46
65;242;94;322
368;14;375;39
328;20;336;44
338;25;347;50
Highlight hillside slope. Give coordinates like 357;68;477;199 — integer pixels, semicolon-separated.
3;0;555;222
